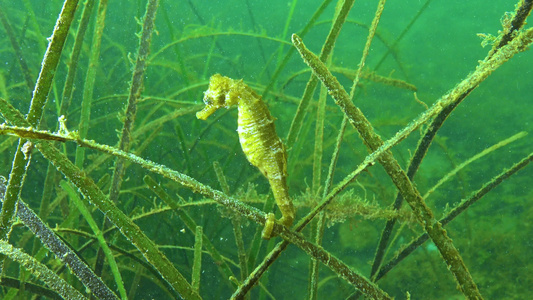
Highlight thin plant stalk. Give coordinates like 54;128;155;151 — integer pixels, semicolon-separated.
22;0;47;53
59;0;96;119
214;161;248;282
75;0;108;168
308;32;332;299
192;226;203;292
0;240;87;300
76;0;109;281
60;181;127;299
374;0;433;71
0;177;118;299
106;0;159;206
285;0;355;149
423;131;526;200
97;0;159;280
143;175;238;289
262;0;334;97
348;0;387;100
275;0;298;67
0;7;34;94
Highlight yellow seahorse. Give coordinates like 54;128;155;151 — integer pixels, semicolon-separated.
196;74;295;239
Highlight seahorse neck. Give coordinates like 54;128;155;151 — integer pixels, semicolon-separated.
234;85;260;106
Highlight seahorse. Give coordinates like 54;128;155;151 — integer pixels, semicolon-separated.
196;74;295;239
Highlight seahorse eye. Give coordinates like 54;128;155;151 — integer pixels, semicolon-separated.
216;94;226;104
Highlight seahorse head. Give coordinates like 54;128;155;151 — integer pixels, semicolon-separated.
196;74;238;120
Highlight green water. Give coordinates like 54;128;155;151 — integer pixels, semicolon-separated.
0;0;531;299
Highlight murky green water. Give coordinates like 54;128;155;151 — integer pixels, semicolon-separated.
0;0;531;299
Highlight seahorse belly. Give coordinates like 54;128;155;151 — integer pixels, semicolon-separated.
236;99;294;230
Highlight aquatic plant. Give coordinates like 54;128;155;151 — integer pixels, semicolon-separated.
0;0;531;299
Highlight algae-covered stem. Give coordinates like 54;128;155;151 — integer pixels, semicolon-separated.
292;28;533;298
108;0;159;205
0;0;79;249
371;0;533;285
377;150;533;282
292;31;486;299
0;98;201;300
0;100;392;299
0;240;88;300
103;0;160;298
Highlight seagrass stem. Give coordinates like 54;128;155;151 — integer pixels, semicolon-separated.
377;151;533;281
371;0;533;283
0;240;87;300
0;98;201;300
0;0;79;257
293;31;533;298
0;178;118;299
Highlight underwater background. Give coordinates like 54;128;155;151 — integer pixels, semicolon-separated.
0;0;531;299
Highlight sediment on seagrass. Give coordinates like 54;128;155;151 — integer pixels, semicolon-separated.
0;98;201;300
371;0;533;283
293;23;533;298
0;240;87;300
0;176;118;299
0;0;79;260
376;151;533;281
